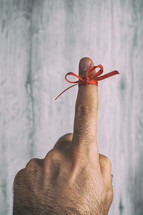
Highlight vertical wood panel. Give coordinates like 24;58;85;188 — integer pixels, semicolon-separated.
0;0;143;214
0;0;36;214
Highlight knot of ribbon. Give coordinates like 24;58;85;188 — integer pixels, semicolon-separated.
55;64;119;100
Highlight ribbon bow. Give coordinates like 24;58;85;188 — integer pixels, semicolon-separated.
55;64;119;100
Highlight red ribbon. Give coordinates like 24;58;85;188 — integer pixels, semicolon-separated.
55;64;119;100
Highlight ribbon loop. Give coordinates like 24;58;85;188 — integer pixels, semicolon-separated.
55;64;119;100
65;72;84;84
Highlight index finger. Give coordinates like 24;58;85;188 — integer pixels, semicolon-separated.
72;57;99;153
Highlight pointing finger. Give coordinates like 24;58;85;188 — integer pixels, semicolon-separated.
72;57;99;154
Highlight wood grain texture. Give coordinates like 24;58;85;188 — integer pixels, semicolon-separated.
0;0;143;214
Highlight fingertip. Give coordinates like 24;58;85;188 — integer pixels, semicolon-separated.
79;57;94;78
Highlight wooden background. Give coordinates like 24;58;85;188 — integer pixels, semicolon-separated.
0;0;143;214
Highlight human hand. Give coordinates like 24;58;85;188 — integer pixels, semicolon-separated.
13;57;113;215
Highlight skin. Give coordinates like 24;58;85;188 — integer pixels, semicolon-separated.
13;57;113;215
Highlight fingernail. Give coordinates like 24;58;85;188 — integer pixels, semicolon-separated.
79;57;94;77
80;57;92;71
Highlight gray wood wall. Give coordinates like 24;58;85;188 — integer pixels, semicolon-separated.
0;0;143;214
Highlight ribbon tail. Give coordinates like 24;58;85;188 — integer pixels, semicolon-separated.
96;70;119;81
55;83;78;100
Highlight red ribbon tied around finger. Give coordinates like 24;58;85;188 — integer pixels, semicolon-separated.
55;64;119;100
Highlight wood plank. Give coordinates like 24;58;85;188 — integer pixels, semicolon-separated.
0;0;143;214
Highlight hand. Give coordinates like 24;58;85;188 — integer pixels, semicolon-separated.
13;57;113;215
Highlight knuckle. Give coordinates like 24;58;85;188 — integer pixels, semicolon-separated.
13;169;24;188
76;103;96;118
14;169;22;182
25;158;40;170
44;149;54;162
44;150;63;180
57;133;73;143
44;149;62;164
54;133;73;149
